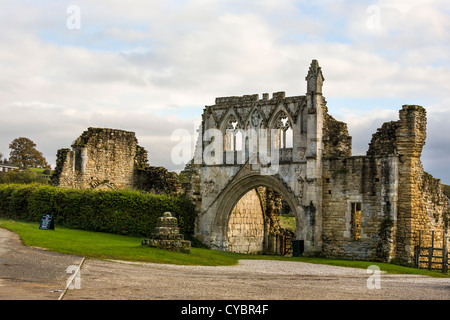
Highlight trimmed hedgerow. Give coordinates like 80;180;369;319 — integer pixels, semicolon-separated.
0;184;195;237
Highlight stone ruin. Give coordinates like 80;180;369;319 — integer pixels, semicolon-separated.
142;212;191;253
51;127;181;195
48;60;449;264
186;59;450;263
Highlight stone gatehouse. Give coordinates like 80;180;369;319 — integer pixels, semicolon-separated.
187;60;449;263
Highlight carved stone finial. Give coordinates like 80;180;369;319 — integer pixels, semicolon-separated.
305;59;324;94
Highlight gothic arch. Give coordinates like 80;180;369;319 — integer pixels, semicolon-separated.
220;113;240;133
212;172;306;249
192;61;326;255
267;105;295;129
221;114;240;151
268;110;294;149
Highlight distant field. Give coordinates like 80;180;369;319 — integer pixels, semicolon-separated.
27;168;52;175
279;215;296;232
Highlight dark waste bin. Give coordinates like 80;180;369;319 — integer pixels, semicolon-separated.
292;240;304;257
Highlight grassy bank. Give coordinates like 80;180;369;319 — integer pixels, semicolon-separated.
0;219;448;277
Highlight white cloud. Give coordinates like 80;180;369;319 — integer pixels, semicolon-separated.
0;0;448;183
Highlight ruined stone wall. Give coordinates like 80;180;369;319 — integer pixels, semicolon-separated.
392;105;440;261
322;156;398;261
191;60;327;254
134;166;182;194
321;105;449;262
52;127;181;194
52;128;139;190
51;148;74;187
367;121;399;156
417;171;449;248
322;105;352;158
188;60;448;262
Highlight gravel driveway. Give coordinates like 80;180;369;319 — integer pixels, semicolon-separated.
1;227;449;301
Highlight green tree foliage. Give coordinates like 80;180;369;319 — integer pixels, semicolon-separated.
9;137;50;169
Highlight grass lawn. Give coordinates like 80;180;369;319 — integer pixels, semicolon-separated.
278;215;296;232
0;219;448;278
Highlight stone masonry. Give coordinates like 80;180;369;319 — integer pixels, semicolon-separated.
187;60;449;263
51;128;138;190
227;189;265;254
226;187;284;254
49;61;449;264
142;212;191;253
51;127;181;194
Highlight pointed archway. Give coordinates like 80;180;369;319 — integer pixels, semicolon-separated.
211;171;306;252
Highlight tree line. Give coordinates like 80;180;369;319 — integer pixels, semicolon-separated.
0;137;51;184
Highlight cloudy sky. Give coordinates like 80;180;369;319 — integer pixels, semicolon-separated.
0;0;449;183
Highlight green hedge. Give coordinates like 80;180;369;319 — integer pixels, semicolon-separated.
0;184;196;237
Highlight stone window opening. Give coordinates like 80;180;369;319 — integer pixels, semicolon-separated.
224;116;240;151
351;202;362;240
275;112;293;149
234;130;243;151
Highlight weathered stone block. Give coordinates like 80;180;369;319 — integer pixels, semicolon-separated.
142;212;191;253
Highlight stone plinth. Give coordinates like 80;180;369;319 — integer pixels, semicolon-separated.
142;212;191;253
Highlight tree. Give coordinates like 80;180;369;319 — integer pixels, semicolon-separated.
9;137;50;169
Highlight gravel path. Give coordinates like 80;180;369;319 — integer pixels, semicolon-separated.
63;259;450;300
0;228;83;300
1;227;449;300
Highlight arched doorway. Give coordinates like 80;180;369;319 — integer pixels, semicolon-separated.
212;172;305;254
226;186;297;255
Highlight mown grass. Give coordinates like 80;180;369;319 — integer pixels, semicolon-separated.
0;219;240;266
0;219;448;278
278;215;296;232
